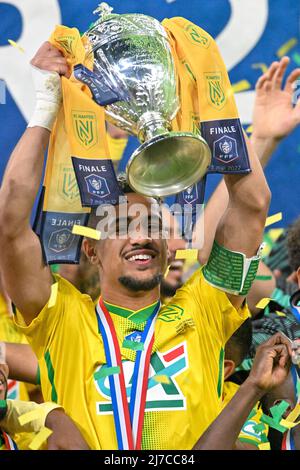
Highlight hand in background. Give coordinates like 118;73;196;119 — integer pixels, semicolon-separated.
252;56;300;141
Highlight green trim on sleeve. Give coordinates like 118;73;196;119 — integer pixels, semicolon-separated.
217;348;224;398
35;365;41;386
44;350;58;403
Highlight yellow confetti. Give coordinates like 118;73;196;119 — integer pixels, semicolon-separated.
48;283;58;308
232;80;251;93
154;375;170;384
175;249;198;260
29;427;53;450
265;212;283;228
8;39;25;53
252;63;268;74
277;38;298;58
18;408;44;426
258;442;271;450
72;225;101;240
285;403;300;423
256;298;272;309
246;125;253;135
280;418;300;429
275;311;286;317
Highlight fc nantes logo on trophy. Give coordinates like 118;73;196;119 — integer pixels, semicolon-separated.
205;73;226;110
72;111;98;149
184;24;210;48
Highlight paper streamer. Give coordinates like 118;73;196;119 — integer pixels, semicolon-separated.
122;339;144;351
8;39;25;53
94;366;120;381
252;63;268;74
270;400;290;421
265;212;283;228
280;418;300;429
18;408;44;426
164;265;170;278
0;399;7;409
275;311;286;317
48;283;58;309
175;249;198;260
256;298;272;309
277;38;297;58
72;225;101;240
261;414;287;433
153;375;171;384
285;403;300;423
255;275;273;281
29;427;53;450
258;442;271;450
232;80;251;93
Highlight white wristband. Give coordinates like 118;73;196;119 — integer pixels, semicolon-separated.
28;66;62;132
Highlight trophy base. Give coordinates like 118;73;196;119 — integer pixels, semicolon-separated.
126;132;211;197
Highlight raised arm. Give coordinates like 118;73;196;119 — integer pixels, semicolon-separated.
197;57;300;268
0;43;68;324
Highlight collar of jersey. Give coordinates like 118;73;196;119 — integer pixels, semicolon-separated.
103;299;159;324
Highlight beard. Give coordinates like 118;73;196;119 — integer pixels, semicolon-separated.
118;273;163;292
160;278;183;298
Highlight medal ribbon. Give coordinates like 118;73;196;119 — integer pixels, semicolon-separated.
96;298;160;450
2;432;18;450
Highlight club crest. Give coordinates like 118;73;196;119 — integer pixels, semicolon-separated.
182;184;199;205
58;165;80;204
205;73;226;110
184;24;210;48
72;111;98;149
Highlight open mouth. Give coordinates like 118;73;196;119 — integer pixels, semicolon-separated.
124;249;157;266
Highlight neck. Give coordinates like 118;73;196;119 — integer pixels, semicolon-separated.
101;283;160;310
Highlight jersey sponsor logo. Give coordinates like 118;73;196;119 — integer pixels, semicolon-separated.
213;135;238;164
158;304;184;323
72;111;98;149
7;380;19;400
95;342;188;414
184;24;210;48
84;174;110;198
48;228;75;253
205;73;226;110
58;165;80;204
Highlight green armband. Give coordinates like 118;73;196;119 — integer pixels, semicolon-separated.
203;240;262;296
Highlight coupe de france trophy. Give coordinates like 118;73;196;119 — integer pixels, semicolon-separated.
78;3;211;197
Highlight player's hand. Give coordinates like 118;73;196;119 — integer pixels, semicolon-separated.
247;333;292;393
31;41;70;77
252;57;300;141
45;408;90;450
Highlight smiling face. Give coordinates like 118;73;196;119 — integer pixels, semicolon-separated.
83;193;168;298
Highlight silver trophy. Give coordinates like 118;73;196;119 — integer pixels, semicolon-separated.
80;3;211;197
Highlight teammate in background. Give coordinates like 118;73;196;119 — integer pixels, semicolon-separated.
0;350;89;450
194;333;293;450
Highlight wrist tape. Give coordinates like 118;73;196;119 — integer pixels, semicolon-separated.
203;240;263;296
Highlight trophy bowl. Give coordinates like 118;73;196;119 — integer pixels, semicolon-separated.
81;3;211;197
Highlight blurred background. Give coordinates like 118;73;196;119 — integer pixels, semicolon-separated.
0;0;299;226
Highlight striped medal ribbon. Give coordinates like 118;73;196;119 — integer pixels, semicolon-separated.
2;432;18;450
96;297;160;450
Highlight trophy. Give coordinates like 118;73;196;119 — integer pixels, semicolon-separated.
77;3;211;197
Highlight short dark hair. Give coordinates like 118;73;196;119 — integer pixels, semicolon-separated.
225;318;253;367
287;216;300;272
87;172;161;230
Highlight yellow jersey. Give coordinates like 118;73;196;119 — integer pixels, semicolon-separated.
0;295;30;402
223;381;269;448
15;268;249;450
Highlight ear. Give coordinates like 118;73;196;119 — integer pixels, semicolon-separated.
224;359;235;380
82;239;99;266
